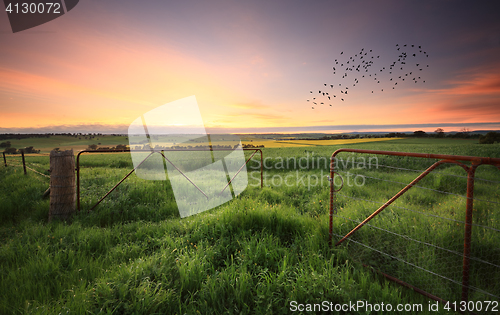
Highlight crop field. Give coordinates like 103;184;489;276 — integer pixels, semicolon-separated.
235;137;404;148
1;138;499;314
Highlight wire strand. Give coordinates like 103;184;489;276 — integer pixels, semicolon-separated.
333;214;500;269
25;165;50;179
373;163;500;184
336;193;500;233
332;233;500;299
337;170;500;205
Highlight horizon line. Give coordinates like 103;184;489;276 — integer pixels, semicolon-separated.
1;122;500;134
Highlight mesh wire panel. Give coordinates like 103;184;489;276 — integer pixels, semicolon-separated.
331;153;500;312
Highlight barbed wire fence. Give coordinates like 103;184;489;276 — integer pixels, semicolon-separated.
2;152;51;184
330;151;500;312
3;148;263;213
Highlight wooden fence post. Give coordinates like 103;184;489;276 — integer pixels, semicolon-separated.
21;149;27;175
49;149;76;221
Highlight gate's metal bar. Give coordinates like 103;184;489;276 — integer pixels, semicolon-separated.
330;148;500;164
219;149;258;196
259;148;263;188
159;151;208;200
3;152;6;167
362;263;449;304
363;262;478;314
462;163;478;303
89;151;155;211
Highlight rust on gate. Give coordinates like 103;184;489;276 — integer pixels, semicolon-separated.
76;148;263;212
329;148;500;304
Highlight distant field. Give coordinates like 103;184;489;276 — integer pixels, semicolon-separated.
2;135;129;153
196;136;479;149
270;138;403;147
1;135;421;153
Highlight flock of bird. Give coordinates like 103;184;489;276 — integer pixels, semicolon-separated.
308;44;429;109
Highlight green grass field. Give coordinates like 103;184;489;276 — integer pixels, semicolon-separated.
1;138;499;314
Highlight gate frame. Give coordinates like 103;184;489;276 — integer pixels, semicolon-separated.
329;148;500;304
76;148;263;212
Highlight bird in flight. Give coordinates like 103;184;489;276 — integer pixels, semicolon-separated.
307;44;429;109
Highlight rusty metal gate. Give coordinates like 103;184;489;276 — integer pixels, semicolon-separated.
76;148;263;212
329;149;500;310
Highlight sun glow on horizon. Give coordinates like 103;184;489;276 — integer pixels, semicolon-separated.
1;1;499;134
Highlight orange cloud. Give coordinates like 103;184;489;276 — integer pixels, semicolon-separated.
426;98;500;122
428;61;500;96
388;64;500;124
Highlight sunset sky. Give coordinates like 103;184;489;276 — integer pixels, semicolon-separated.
1;0;500;134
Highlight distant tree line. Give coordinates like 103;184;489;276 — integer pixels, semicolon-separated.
313;128;483;140
404;128;481;139
2;145;40;154
0;133;109;141
2;141;41;154
479;132;500;144
318;134;363;140
87;144;129;151
242;144;265;148
0;141;12;148
0;134;51;141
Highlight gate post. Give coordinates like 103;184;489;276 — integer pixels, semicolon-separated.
49;149;76;221
329;155;335;246
461;163;478;302
21;149;27;175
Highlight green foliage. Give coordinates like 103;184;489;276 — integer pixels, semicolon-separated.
115;144;128;150
479;131;500;144
413;130;427;137
22;146;40;154
3;147;17;154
